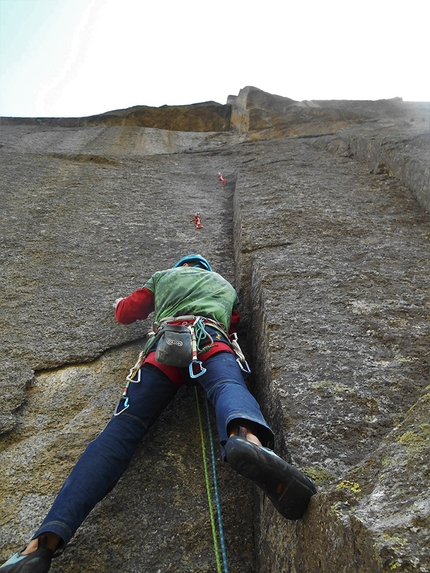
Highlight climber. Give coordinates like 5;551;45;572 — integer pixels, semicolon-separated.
0;254;316;573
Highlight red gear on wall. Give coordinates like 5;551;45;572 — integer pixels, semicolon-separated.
191;213;203;229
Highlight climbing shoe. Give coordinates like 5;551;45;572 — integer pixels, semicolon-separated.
0;543;53;573
224;436;317;520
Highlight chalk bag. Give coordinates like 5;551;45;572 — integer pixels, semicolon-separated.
155;324;193;367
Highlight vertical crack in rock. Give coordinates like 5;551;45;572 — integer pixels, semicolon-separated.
232;120;429;572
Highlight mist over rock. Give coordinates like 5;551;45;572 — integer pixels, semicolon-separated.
1;86;429;572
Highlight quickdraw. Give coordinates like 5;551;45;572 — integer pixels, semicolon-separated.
218;172;227;185
228;332;251;375
113;350;145;416
188;316;215;378
191;213;203;229
189;318;207;378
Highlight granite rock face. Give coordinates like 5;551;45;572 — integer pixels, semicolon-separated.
0;87;429;572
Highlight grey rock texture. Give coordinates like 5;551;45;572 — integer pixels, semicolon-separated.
1;86;429;572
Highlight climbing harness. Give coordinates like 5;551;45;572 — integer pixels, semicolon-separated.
114;316;250;414
195;387;229;573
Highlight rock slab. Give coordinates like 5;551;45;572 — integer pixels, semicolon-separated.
1;87;429;572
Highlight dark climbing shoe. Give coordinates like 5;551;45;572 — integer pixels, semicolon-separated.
224;436;317;520
0;545;53;573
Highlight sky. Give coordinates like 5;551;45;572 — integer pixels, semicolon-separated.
0;0;428;118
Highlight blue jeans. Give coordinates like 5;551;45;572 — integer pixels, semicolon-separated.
33;352;273;548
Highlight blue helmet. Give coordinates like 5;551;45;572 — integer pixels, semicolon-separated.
173;254;212;272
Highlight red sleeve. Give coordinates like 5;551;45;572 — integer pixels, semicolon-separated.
228;309;240;334
115;287;155;324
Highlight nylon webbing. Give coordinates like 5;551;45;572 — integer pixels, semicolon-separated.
195;387;229;573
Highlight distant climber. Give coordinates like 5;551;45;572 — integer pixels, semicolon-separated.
0;254;316;573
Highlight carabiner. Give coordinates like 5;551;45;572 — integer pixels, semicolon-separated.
126;366;142;384
189;361;206;379
237;358;251;375
114;396;129;416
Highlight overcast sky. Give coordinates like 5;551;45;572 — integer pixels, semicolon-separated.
0;0;428;118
